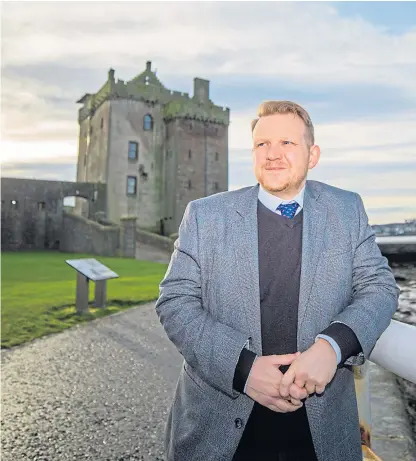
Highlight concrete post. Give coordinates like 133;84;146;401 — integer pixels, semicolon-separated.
76;272;89;314
120;216;137;258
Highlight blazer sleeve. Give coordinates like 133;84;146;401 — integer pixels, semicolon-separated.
155;201;252;399
328;193;400;366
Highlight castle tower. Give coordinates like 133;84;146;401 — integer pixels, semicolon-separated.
75;62;230;235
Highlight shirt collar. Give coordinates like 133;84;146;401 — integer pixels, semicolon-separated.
258;183;305;213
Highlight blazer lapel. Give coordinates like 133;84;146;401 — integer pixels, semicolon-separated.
230;184;263;355
298;181;328;347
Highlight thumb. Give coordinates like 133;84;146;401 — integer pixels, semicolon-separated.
270;352;300;367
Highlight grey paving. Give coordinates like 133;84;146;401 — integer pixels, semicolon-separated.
1;302;182;461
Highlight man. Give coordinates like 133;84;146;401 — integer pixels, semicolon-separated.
155;101;399;461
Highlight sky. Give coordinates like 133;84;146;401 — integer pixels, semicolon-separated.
1;1;416;225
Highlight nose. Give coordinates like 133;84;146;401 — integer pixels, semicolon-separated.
266;144;284;161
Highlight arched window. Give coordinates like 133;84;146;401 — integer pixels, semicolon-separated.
143;114;153;131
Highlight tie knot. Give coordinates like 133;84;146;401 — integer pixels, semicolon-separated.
277;202;299;219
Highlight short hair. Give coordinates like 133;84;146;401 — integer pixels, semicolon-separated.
251;100;315;147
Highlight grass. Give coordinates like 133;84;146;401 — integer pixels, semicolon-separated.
1;251;168;349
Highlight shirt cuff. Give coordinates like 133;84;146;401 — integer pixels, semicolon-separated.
315;334;342;365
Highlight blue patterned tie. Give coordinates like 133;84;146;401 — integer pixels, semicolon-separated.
277;202;299;219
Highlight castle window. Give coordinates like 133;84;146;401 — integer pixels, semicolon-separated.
38;202;46;211
215;152;219;161
214;182;219;192
188;179;192;190
188;149;192;159
128;141;139;160
143;114;153;131
100;118;104;129
127;176;137;196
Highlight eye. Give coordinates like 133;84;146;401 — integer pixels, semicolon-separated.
256;142;266;147
282;140;293;145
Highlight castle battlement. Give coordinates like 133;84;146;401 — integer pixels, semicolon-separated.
77;62;230;126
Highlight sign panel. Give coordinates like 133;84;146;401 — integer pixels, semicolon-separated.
66;258;119;282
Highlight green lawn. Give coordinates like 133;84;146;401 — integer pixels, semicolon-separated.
1;251;168;348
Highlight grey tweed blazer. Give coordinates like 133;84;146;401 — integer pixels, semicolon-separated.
155;180;399;461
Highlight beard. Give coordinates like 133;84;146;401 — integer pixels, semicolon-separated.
256;166;306;197
259;169;291;192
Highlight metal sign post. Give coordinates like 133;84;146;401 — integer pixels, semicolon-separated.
66;258;119;314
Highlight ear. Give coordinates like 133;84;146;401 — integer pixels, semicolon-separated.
308;145;321;170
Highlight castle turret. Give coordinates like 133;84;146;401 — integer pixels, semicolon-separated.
193;78;210;104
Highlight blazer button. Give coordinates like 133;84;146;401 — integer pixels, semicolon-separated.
234;418;243;429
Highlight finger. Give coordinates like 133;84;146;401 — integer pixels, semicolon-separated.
279;368;296;398
294;377;306;388
305;382;316;395
289;383;308;400
270;398;303;413
289;397;302;406
315;385;326;395
270;353;300;367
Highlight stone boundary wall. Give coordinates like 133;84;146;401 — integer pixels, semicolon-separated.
136;227;175;253
61;212;120;256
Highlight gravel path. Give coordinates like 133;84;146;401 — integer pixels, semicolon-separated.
1;302;182;461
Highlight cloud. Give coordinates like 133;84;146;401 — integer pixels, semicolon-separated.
229;108;416;155
1;75;79;144
2;2;416;97
1;158;77;181
1;1;415;226
1;139;77;164
228;146;416;224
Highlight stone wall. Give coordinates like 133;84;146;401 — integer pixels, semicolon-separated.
106;99;165;229
76;100;111;217
1;178;107;251
136;227;175;253
1;177;138;258
60;212;120;256
164;118;228;236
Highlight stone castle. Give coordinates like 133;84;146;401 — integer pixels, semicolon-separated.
1;63;230;253
76;61;230;236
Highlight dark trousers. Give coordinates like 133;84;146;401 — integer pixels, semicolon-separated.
232;403;318;461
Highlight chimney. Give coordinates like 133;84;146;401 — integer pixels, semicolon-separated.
146;61;152;72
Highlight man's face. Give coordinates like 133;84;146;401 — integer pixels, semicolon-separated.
252;113;320;199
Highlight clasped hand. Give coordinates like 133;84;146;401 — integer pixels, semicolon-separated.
245;339;338;413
